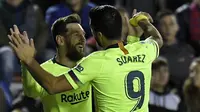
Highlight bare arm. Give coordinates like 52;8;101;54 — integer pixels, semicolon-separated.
138;19;163;48
8;31;73;95
23;59;73;95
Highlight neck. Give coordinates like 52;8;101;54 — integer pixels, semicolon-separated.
165;37;177;45
102;40;122;49
151;84;165;93
55;49;77;68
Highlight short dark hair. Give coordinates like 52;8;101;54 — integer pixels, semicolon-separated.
156;9;174;24
152;57;168;71
89;5;122;40
51;14;81;46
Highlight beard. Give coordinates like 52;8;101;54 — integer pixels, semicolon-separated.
66;45;84;61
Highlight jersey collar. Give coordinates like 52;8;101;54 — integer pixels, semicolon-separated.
52;55;68;67
105;41;127;50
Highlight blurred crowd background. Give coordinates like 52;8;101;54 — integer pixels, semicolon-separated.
0;0;200;112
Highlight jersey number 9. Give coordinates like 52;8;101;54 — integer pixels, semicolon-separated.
125;71;145;111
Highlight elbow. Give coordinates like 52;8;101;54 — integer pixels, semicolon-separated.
46;89;56;95
45;84;57;95
44;81;59;95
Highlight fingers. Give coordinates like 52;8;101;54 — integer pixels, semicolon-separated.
10;28;14;35
19;33;30;44
13;25;20;34
132;9;137;16
22;31;29;44
14;33;23;45
9;42;18;52
142;12;153;23
132;11;154;23
30;38;35;48
9;33;21;47
8;35;13;42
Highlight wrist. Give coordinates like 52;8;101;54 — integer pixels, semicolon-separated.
23;58;35;66
130;14;148;26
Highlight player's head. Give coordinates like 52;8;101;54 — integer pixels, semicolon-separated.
89;5;122;47
117;7;129;41
189;58;200;88
151;57;169;88
156;10;179;41
51;14;86;61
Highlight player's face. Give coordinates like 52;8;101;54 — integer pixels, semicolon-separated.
65;23;86;61
159;15;179;40
152;66;169;87
189;62;200;88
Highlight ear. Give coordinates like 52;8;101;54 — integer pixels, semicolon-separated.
56;35;65;46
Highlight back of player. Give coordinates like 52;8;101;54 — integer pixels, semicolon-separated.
92;38;159;112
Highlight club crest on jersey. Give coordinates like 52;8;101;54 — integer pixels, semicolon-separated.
75;65;84;72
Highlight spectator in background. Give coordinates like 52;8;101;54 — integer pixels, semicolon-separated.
0;87;7;112
159;0;190;12
0;0;49;85
46;0;95;51
183;58;200;112
176;0;200;56
157;10;194;91
117;7;129;41
149;57;181;112
0;81;12;112
0;0;49;62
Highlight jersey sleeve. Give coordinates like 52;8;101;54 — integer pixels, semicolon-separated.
127;35;140;44
144;37;159;62
64;54;103;89
21;63;48;98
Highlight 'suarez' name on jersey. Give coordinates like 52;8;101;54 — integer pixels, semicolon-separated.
116;54;146;66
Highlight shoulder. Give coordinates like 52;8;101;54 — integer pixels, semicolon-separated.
78;51;105;64
86;51;105;59
40;59;54;68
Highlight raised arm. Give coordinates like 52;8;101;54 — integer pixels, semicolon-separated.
130;12;163;48
8;29;73;95
22;59;73;95
138;19;163;48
